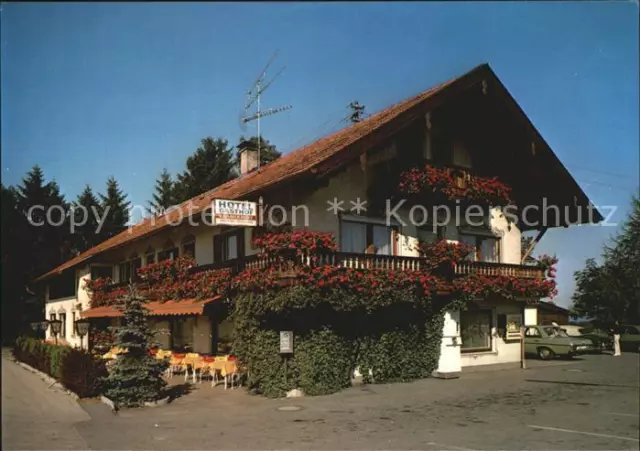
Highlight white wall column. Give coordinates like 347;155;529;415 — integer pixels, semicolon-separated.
524;307;538;325
433;310;461;379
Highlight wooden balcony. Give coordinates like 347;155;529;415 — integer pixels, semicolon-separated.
102;253;544;293
195;252;543;278
453;261;543;279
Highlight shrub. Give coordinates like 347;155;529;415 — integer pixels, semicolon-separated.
60;348;108;397
12;336;106;398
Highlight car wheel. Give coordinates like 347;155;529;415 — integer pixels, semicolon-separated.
538;347;555;360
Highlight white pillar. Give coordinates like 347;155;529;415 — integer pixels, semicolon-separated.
433;310;461;379
524;307;538;326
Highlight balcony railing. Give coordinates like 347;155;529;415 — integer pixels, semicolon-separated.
102;252;544;293
453;261;543;279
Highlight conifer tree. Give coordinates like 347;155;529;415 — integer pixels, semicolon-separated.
147;168;177;215
174;137;237;203
101;285;168;407
99;176;131;240
73;185;102;252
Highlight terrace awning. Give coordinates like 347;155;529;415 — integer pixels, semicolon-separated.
80;296;222;319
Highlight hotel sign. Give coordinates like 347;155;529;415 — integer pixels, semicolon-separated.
212;199;257;227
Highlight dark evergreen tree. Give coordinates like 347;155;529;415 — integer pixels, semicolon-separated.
571;196;640;325
1;184;30;342
236;135;282;169
348;101;366;123
101;285;168;407
147;168;177;215
14;165;72;282
73;185;103;253
99;176;131;240
174;137;237;203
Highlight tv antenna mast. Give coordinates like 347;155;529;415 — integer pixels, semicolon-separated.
240;51;292;170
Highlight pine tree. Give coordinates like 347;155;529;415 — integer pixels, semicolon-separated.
101;285;168;407
73;185;102;252
99;176;131;241
14;165;72;281
174;137;237;203
237;135;282;169
1;184;31;341
147;169;177;215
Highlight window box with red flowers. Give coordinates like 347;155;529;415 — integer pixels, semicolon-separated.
398;165;513;207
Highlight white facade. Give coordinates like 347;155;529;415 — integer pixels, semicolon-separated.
45;266;92;348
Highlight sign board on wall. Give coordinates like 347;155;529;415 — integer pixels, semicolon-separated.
212;199;257;227
280;331;294;354
506;314;523;339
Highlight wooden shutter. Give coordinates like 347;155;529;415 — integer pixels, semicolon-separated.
236;229;245;259
213;235;224;263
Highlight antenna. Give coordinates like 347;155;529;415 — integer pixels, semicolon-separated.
241;51;292;170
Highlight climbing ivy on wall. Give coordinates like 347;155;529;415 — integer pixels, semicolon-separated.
232;284;467;398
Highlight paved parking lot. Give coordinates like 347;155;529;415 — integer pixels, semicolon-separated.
3;350;639;450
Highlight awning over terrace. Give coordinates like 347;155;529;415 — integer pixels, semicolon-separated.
80;296;222;318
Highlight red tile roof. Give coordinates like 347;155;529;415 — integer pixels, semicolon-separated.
80;296;221;318
35;65;476;282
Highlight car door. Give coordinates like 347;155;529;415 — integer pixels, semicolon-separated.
524;327;542;354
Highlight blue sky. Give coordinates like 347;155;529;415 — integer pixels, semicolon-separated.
1;2;638;308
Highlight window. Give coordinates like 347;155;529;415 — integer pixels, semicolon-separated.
145;248;156;266
91;265;113;280
182;235;196;259
50;313;56;321
461;309;493;352
452;139;472;169
340;220;393;255
158;241;179;262
131;257;142;282
213;229;245;262
118;261;132;283
525;327;541;338
431;130;453;165
59;313;66;338
459;234;500;263
172;317;194;351
417;225;443;244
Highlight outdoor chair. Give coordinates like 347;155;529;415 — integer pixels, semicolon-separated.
166;353;186;378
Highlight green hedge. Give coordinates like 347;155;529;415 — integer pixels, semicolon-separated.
13;336;107;398
232;286;463;398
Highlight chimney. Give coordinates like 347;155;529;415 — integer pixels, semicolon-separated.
238;140;259;175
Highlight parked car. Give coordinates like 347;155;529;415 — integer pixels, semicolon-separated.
620;325;640;352
524;325;593;360
557;325;612;353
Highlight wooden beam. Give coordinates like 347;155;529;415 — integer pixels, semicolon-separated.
521;227;548;264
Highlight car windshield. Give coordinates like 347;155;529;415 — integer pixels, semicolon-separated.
543;326;569;338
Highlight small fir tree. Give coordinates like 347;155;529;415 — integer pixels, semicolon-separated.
102;285;168;407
